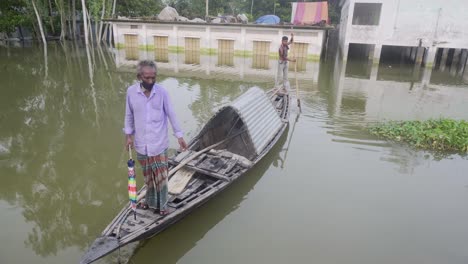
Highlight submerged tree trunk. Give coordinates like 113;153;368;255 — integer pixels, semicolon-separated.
32;0;47;46
67;0;73;39
109;0;116;45
55;0;66;41
98;0;106;42
72;0;77;39
81;0;89;45
32;0;48;77
48;0;56;35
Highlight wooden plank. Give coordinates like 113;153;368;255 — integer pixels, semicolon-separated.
168;168;196;195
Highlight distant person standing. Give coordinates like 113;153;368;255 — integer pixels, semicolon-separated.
124;60;188;216
276;33;296;90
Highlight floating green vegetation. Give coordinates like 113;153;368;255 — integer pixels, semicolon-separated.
369;119;468;153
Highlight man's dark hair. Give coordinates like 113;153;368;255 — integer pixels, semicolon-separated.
282;36;288;41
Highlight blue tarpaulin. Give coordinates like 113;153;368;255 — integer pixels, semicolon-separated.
255;15;280;24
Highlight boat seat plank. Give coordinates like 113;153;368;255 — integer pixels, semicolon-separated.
170;178;204;202
168;168;196;195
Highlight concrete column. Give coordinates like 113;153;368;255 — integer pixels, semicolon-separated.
421;67;432;86
370;65;379;81
142;24;147;48
463;60;468;82
424;47;437;69
421;47;437;85
450;48;461;76
174;25;179;73
373;44;382;65
240;27;246;56
440;48;448;71
415;47;424;65
410;47;417;62
458;49;468;76
343;43;349;61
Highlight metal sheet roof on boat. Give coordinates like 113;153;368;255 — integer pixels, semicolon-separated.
227;87;283;155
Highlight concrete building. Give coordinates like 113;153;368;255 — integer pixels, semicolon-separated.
339;0;468;79
107;19;330;62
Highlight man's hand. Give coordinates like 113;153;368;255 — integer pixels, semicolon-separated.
125;135;133;150
178;137;188;151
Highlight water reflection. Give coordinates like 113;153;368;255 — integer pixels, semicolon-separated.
124;47;139;61
114;49;319;84
0;44;128;259
1;41;468;264
217;51;234;67
154;48;168;63
252;54;270;69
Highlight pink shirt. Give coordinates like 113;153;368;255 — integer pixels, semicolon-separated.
124;83;184;156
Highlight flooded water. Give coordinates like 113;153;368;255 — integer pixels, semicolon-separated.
1;42;468;264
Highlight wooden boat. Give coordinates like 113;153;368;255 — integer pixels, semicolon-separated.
80;87;290;264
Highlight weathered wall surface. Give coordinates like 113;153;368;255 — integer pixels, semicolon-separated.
111;21;326;60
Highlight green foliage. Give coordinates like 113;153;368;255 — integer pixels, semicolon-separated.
116;0;164;17
369;119;468;153
0;0;30;34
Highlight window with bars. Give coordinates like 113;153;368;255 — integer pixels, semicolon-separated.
184;37;200;64
289;42;308;71
124;34;139;60
252;41;270;69
124;34;138;48
154;36;168;62
218;39;234;66
185;37;200;51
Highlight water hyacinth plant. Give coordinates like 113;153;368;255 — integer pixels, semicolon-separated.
369;119;468;153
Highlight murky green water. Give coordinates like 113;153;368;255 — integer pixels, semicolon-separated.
1;43;468;264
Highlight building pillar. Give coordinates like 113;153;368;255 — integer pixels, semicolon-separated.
450;48;461;76
410;47;417;62
440;48;449;71
421;47;437;85
370;65;379;80
415;47;425;65
458;49;468;76
373;44;382;65
463;60;468;82
142;24;147;49
173;25;179;73
421;67;432;86
343;43;349;61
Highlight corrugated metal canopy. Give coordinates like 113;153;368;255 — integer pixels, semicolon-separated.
227;87;283;155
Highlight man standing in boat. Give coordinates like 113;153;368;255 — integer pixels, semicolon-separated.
276;33;296;90
124;60;188;216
